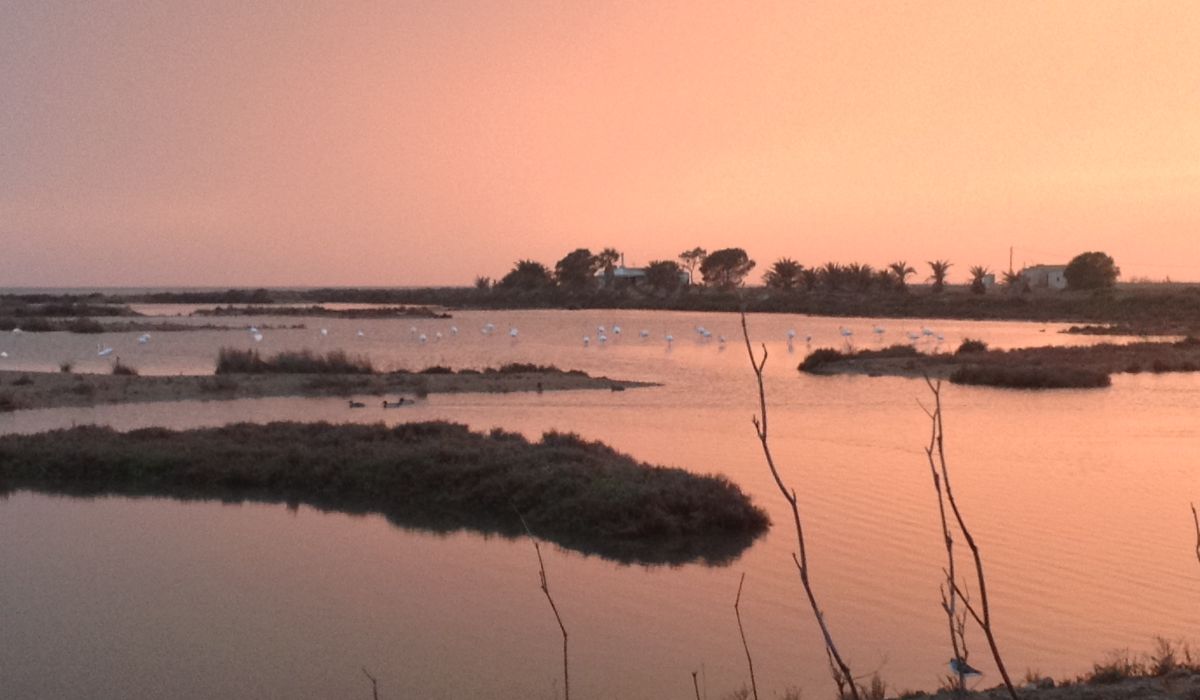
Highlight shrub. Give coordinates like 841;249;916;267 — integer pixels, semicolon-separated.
59;361;73;373
11;374;34;386
111;359;138;376
215;347;374;374
955;338;989;355
799;348;846;372
419;365;454;374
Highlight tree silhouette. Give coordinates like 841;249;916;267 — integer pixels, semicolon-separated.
889;261;916;292
968;266;991;295
928;260;953;292
1064;252;1119;290
763;258;804;291
678;247;707;285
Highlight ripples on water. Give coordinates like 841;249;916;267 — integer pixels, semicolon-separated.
1;309;1198;699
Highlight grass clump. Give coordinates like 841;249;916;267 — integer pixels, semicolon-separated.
799;345;921;373
65;317;104;333
111;359;138;376
59;361;73;373
950;364;1110;389
215;347;374;374
955;337;989;354
0;422;768;565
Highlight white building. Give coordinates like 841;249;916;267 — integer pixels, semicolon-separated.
1019;264;1068;290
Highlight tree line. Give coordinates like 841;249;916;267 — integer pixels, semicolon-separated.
482;248;1119;297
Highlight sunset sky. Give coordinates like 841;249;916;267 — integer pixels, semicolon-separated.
3;1;1199;287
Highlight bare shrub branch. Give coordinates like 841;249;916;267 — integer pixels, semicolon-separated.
518;512;569;700
924;379;1019;700
1192;503;1199;567
361;667;379;700
734;572;759;700
741;312;860;700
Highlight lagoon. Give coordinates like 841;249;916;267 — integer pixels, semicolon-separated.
1;309;1198;698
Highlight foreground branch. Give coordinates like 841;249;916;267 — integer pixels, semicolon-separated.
361;667;379;700
741;313;860;700
1192;503;1199;567
924;380;1019;700
734;573;759;700
518;512;569;700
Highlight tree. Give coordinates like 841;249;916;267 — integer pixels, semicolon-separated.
763;258;803;291
928;260;952;292
968;265;991;295
498;260;554;291
473;275;492;291
819;262;846;291
888;261;916;292
644;260;684;295
844;262;876;292
700;248;756;290
678;247;707;285
1064;251;1120;290
595;248;621;272
554;248;599;290
799;268;819;292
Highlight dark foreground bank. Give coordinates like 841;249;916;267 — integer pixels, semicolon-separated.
0;421;769;565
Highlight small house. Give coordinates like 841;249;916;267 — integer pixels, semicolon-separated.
1019;264;1068;290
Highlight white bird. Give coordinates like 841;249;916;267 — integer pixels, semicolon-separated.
597;325;606;335
612;325;621;335
907;331;921;342
639;329;650;339
598;333;607;343
922;327;934;337
840;326;853;338
949;658;982;678
97;343;114;357
137;334;151;344
356;329;365;337
418;333;428;344
410;326;418;335
320;328;329;336
787;329;797;340
0;351;8;358
936;333;945;343
11;328;22;334
583;335;590;346
450;326;458;335
509;327;518;338
435;331;443;340
248;326;259;334
718;335;726;344
252;333;264;342
873;325;885;336
665;334;674;344
482;323;495;335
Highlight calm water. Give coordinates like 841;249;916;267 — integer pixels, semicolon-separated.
1;309;1197;699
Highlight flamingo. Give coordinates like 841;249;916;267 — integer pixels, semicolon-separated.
320;328;329;336
418;333;428;344
0;351;8;358
583;336;590;347
639;329;650;339
450;326;458;335
598;332;608;343
805;334;813;345
356;329;365;337
253;332;264;342
665;334;674;345
509;327;518;338
97;343;114;357
11;328;22;334
612;325;622;335
949;658;982;678
138;334;151;344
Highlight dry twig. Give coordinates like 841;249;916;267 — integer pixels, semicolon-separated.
924;379;1019;700
1192;503;1199;567
361;667;379;700
734;573;759;700
741;313;860;700
517;511;569;700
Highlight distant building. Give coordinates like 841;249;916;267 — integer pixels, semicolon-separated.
595;265;689;289
1019;264;1068;290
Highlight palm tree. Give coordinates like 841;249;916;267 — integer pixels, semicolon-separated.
799;268;820;292
928;260;953;293
845;262;876;292
764;258;804;291
819;262;845;291
888;261;916;292
969;265;992;295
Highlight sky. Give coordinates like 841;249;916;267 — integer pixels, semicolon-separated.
3;1;1200;287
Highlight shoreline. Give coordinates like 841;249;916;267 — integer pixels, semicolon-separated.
0;367;655;412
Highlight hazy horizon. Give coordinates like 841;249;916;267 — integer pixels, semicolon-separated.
5;1;1200;286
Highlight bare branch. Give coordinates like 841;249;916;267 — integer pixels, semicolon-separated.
692;671;701;700
734;573;759;700
361;667;379;700
741;312;859;700
926;384;1019;700
1192;503;1199;567
517;511;569;700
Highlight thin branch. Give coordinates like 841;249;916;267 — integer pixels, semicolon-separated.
926;382;1019;700
361;667;379;700
925;379;966;694
1192;503;1199;567
692;671;701;700
517;511;569;700
741;312;860;700
734;573;759;700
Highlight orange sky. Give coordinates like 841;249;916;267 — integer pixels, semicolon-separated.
3;1;1199;287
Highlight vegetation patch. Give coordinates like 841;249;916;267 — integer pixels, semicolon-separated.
799;345;922;373
0;421;769;564
216;347;375;374
955;338;989;355
194;304;450;319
